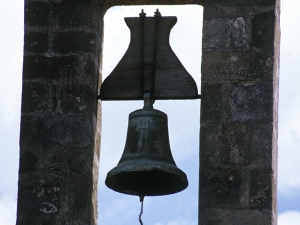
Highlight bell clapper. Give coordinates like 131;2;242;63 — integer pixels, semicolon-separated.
138;195;145;225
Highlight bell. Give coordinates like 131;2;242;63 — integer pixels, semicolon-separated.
105;92;188;198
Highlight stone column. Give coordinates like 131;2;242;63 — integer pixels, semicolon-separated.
200;0;280;224
16;1;104;224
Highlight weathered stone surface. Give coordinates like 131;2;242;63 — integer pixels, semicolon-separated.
201;84;222;122
105;0;203;6
201;52;274;81
61;84;97;114
21;82;53;113
201;122;273;168
200;123;221;167
18;1;103;221
53;32;97;53
200;167;242;207
18;183;61;215
203;0;276;6
200;0;279;224
249;168;273;209
21;82;97;115
52;2;95;28
17;160;94;224
23;55;98;85
200;208;272;225
23;56;77;80
24;32;48;53
25;2;50;27
256;0;277;5
19;152;38;173
251;11;275;49
85;58;97;81
228;83;273;122
203;17;248;50
20;115;93;149
221;122;273;166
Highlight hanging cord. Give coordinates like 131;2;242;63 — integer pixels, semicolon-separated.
138;195;145;225
138;200;144;225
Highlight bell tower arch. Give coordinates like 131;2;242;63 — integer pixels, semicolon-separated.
17;0;280;224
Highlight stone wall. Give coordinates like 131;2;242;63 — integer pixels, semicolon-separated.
200;0;280;224
17;0;104;224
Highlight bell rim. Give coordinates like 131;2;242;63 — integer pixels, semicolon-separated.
105;159;188;196
107;159;186;175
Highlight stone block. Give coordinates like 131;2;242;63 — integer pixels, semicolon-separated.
250;168;273;209
200;167;242;207
84;57;97;82
52;2;94;28
17;182;61;216
53;32;96;53
25;2;50;27
21;69;97;115
74;177;90;210
46;154;64;174
20;115;93;149
45;116;93;148
21;82;53;113
19;116;53;150
24;32;48;53
228;83;273;122
68;153;92;175
201;84;222;122
19;152;38;173
203;17;248;50
200;208;272;225
201;52;274;81
200;124;221;167
19;145;92;178
60;84;97;114
17;147;93;224
255;0;277;5
204;0;276;6
221;122;272;166
251;11;275;49
23;56;77;80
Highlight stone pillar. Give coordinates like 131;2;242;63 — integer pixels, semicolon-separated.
200;1;280;225
16;1;104;224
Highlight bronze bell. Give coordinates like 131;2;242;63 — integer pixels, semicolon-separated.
105;92;188;198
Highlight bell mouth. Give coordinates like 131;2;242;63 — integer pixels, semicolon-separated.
105;159;188;197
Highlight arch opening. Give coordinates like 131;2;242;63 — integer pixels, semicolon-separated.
98;5;203;224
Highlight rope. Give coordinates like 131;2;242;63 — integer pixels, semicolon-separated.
138;200;144;225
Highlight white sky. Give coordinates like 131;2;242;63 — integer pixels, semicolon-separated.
0;1;300;224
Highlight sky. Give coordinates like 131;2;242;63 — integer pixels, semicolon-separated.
0;1;300;224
